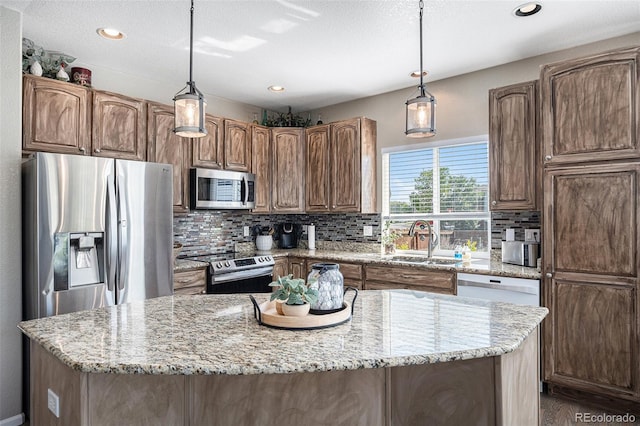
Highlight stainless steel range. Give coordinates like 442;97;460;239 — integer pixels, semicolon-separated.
182;252;275;294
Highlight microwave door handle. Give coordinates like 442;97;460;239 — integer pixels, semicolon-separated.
241;176;248;206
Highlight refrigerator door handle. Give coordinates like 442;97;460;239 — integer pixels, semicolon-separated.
118;182;129;292
106;176;117;292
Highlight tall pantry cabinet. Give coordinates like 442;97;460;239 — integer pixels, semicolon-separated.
541;46;640;413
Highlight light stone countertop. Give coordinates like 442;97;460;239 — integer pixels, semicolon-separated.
173;258;209;272
251;248;542;280
19;290;547;376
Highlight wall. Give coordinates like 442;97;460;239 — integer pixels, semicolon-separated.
72;61;264;123
312;32;640;211
0;6;24;425
175;212;380;256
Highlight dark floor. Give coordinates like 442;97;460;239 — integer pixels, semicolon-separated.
540;393;639;425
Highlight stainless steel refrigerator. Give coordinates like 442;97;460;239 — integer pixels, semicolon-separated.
22;152;174;320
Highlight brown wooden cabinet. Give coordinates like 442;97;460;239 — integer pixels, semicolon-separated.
272;257;288;281
364;265;456;295
541;46;640;412
541;47;640;166
147;102;191;213
224;119;251;172
288;257;306;279
192;115;224;169
173;268;207;295
306;118;377;213
271;128;305;213
23;75;91;155
489;81;538;210
92;90;147;160
251;124;271;213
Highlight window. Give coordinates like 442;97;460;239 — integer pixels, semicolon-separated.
382;136;490;257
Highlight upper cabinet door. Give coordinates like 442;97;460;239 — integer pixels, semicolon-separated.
251;124;271;213
23;75;91;155
489;80;538;210
271;128;305;213
541;47;640;166
305;125;331;212
330;119;361;212
147;102;190;213
92;90;147;160
192;115;224;169
224;119;251;172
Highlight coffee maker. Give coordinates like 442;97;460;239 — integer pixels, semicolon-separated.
277;223;302;249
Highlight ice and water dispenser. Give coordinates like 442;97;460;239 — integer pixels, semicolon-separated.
53;232;105;291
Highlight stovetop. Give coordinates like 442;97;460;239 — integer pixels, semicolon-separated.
181;252;274;275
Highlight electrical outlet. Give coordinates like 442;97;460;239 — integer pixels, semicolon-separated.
47;388;60;418
302;225;308;233
363;225;373;237
525;229;540;242
243;226;250;237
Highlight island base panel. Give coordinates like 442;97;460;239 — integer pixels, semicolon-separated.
29;332;539;425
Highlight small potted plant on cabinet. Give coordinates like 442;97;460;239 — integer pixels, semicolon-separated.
269;275;319;317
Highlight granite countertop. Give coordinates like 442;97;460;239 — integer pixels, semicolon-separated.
250;248;541;280
174;258;208;272
19;291;547;376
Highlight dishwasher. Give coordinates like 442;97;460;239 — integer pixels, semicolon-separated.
457;273;540;307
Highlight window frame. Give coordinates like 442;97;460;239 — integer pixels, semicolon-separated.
382;135;491;258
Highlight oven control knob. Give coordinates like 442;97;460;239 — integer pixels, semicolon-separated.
266;256;272;261
258;257;264;262
224;261;231;267
216;263;222;269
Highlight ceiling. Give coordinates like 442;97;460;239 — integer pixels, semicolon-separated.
3;0;639;112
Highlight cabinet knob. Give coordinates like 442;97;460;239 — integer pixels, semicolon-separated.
79;147;86;153
544;155;552;161
491;200;497;206
545;272;553;278
95;148;101;153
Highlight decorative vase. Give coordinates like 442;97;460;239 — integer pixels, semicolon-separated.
275;299;285;315
307;263;343;313
281;302;310;317
56;64;69;81
30;60;43;76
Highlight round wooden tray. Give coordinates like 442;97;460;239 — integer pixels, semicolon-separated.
249;288;358;330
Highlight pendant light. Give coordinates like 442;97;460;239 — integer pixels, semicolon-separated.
174;0;207;138
406;0;436;138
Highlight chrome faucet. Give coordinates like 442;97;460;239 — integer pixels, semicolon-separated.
408;220;433;261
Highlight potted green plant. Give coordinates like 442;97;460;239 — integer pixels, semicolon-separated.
382;221;400;255
269;275;319;317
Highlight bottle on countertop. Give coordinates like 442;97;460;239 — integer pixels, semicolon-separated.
454;245;463;261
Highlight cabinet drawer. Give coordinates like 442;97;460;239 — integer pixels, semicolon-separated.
365;265;455;294
344;278;363;290
174;269;207;292
339;263;363;280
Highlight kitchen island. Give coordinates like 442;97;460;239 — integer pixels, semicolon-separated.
20;290;547;426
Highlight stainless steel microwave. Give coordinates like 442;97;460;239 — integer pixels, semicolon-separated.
190;168;256;210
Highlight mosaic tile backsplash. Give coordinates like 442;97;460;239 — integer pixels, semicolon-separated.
490;211;541;249
174;212;381;256
174;210;539;255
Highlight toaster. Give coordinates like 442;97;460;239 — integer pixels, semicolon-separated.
501;241;539;267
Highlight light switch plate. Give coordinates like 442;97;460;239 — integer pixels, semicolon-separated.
243;226;250;237
363;225;373;237
47;388;60;418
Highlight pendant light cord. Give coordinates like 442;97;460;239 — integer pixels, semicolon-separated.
419;0;425;96
189;0;195;93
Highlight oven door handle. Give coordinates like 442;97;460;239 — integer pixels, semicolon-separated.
211;267;274;284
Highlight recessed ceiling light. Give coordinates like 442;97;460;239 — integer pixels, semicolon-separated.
513;2;542;17
268;85;285;92
410;71;428;78
96;28;126;40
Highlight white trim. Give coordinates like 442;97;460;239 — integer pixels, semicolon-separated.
0;414;25;426
381;134;488;154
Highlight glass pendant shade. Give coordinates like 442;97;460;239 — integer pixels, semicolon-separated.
174;89;207;138
406;88;436;138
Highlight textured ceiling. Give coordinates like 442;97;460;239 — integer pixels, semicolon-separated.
3;0;639;112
